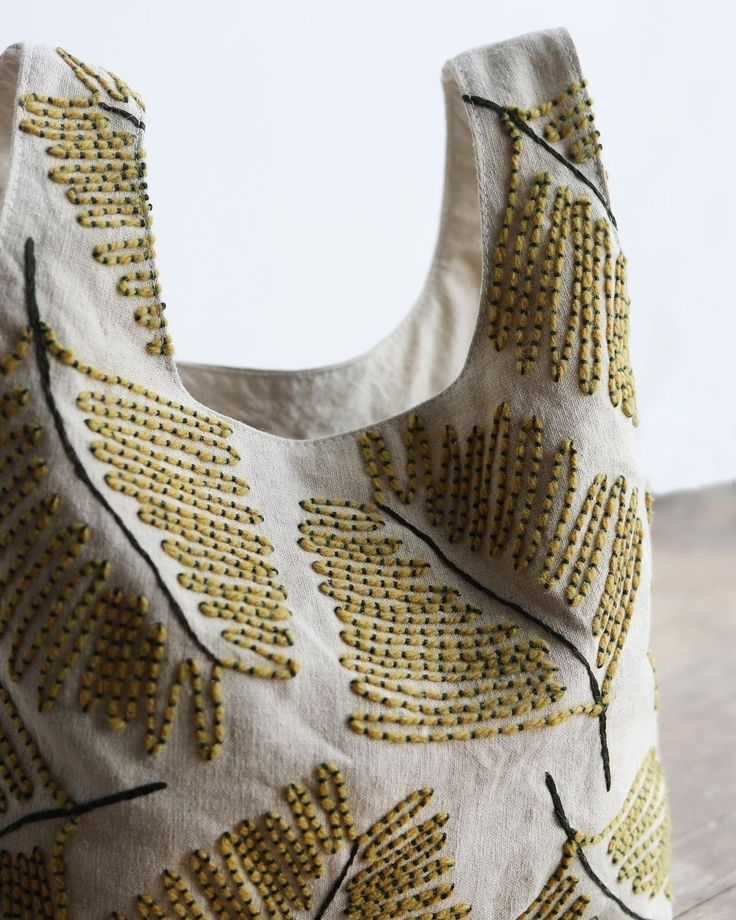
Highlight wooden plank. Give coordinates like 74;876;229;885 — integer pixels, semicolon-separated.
675;884;736;918
650;483;736;917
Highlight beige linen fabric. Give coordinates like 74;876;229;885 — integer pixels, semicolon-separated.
0;29;672;919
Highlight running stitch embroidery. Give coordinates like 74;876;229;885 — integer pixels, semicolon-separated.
359;411;643;708
0;675;76;914
486;112;636;420
0;328;277;760
39;324;298;684
18;48;172;357
511;80;601;165
297;498;606;745
110;762;472;919
462;91;635;419
0;657;166;916
0;780;166;917
0;815;80;915
358;408;646;784
537;748;672;920
517;842;597;919
0;678;70;817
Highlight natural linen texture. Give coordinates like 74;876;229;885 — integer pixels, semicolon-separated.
0;28;671;919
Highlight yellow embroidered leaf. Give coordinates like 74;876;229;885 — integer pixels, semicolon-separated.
0;678;71;816
0;816;80;917
112;763;471;919
483;104;635;420
517;842;595;919
594;748;671;899
512;79;601;164
542;748;672;917
295;497;601;746
359;408;644;712
40;324;298;684
18;48;167;355
0;331;280;760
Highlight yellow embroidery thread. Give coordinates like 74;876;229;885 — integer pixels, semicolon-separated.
41;324;297;683
541;748;672;916
577;748;672;900
18;48;172;356
359;408;644;711
647;651;659;712
486;115;636;421
517;841;594;919
512;80;601;165
0;330;282;760
0;679;71;816
0;815;80;919
296;498;604;745
112;763;472;919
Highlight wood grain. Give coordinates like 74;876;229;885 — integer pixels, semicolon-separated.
650;483;736;918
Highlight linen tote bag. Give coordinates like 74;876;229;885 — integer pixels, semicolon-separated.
0;27;672;918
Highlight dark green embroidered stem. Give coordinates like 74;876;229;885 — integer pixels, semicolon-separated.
97;101;145;130
313;838;360;919
545;774;653;920
462;93;616;227
376;500;611;790
0;781;166;839
598;711;610;790
23;236;218;666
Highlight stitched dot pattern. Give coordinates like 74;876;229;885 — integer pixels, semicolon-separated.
517;841;595;919
359;408;644;718
1;37;668;919
577;748;672;900
110;762;471;919
0;330;269;760
511;80;601;164
0;332;120;765
18;48;172;357
348;785;471;919
55;47;145;110
645;491;654;527
485;114;636;421
296;498;603;745
539;748;671;918
0;678;71;819
0;588;75;914
0;816;80;919
39;324;298;684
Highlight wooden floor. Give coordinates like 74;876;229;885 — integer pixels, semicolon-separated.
651;482;736;918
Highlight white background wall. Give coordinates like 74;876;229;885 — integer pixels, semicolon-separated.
3;1;735;493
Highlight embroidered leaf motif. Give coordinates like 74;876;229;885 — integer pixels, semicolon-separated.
511;79;601;164
111;763;472;919
346;787;471;919
0;815;80;917
0;779;165;918
55;47;145;109
18;48;169;356
482;108;636;421
538;748;672;919
0;328;284;760
592;749;672;899
297;498;605;745
0;674;80;915
517;842;596;919
0;677;70;819
41;324;298;684
359;407;643;714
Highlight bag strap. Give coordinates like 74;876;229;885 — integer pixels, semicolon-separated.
444;28;636;426
0;42;166;377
